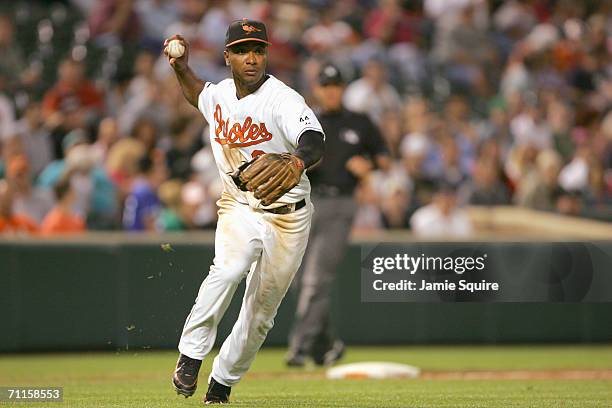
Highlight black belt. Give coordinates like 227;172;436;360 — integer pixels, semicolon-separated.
263;199;306;215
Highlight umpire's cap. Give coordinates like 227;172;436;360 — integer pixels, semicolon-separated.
318;64;344;86
225;19;271;48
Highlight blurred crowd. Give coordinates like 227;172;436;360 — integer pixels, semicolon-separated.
0;0;610;236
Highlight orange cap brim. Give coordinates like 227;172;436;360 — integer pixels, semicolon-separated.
225;38;272;48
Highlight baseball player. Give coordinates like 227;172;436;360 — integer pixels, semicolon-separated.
165;19;325;404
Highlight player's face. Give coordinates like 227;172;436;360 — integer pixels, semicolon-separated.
225;42;267;87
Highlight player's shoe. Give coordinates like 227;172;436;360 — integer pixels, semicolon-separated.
172;354;202;398
204;377;231;404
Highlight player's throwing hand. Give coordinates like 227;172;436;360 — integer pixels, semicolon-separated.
163;35;189;72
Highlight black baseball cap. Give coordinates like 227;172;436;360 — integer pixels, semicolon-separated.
225;19;271;48
318;64;344;86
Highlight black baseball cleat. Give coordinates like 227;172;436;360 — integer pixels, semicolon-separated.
203;377;231;404
172;354;202;398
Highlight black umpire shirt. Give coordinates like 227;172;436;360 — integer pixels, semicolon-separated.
308;108;388;196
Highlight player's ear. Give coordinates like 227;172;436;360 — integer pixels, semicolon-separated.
223;50;229;66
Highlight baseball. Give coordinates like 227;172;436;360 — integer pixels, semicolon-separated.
167;39;185;58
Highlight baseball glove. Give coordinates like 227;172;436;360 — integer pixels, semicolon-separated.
232;153;305;206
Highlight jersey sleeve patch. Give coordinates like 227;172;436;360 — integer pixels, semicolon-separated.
277;92;324;147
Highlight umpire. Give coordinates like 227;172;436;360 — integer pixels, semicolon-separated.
287;64;390;367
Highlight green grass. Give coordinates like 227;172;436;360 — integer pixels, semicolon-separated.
1;346;611;407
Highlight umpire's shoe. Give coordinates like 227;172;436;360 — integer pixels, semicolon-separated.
172;354;202;398
314;340;345;367
204;377;231;404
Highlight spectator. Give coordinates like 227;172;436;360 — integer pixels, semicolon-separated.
105;136;146;196
38;129;89;190
180;175;220;229
0;74;16;140
0;133;24;179
547;100;574;161
0;14;40;92
481;98;513;157
555;189;584;217
352;181;385;232
0;179;37;234
400;132;436;218
197;0;249;51
364;0;421;46
38;130;118;228
15;102;54;177
504;143;538;188
492;0;537;44
559;145;591;192
40;172;86;235
302;10;352;55
156;179;186;231
379;109;404;159
91;117;122;165
115;50;159;134
435;135;469;186
166;110;204;180
410;180;473;237
373;164;411;228
122;153;166;231
465;156;511;206
435;4;496;95
130;115;160;152
5;155;54;224
510;95;552;150
88;0;141;45
136;0;180;45
160;0;226;83
515;149;563;211
343;58;402;127
65;144;119;228
403;97;433;136
42;58;104;158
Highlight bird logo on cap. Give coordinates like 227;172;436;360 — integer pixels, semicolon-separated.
241;23;261;35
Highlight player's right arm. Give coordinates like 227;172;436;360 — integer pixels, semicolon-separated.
164;35;205;109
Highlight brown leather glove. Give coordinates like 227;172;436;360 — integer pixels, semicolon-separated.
232;153;305;206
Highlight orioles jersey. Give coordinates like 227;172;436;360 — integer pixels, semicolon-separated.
197;75;324;209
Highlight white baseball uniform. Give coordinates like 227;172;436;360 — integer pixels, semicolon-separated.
178;75;323;387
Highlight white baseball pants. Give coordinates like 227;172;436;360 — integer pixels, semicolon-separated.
178;193;312;386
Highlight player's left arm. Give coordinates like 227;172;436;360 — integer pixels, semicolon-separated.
276;91;325;170
295;130;325;170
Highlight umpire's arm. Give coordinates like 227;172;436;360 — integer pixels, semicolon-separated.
364;116;392;171
164;35;205;108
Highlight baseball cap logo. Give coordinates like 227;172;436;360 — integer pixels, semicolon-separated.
226;19;271;47
241;24;261;35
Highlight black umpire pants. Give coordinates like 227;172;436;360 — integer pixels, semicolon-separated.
288;194;356;358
